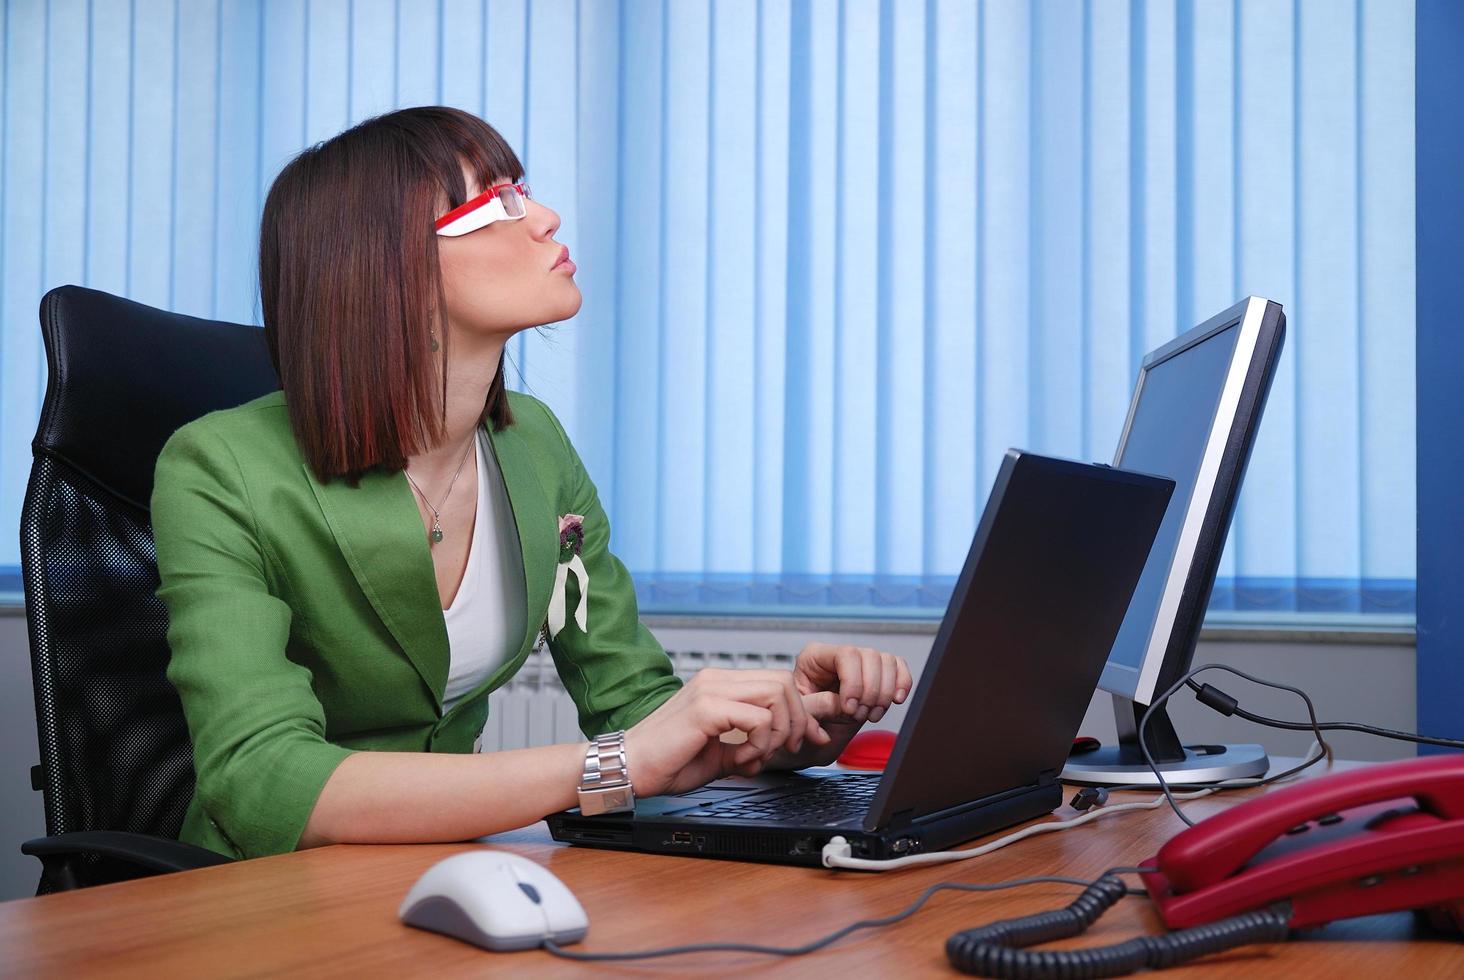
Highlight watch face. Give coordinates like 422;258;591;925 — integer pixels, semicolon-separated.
580;786;634;816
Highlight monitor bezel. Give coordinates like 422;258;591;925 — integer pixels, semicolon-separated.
1097;296;1286;705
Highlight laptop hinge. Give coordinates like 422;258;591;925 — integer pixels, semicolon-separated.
888;808;917;831
1037;768;1060;786
887;780;1051;832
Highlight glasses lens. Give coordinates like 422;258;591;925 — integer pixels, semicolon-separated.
497;184;526;218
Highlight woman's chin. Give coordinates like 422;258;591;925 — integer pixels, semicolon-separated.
516;288;582;329
556;287;583;320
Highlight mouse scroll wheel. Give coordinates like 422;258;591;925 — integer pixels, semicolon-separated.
517;881;542;904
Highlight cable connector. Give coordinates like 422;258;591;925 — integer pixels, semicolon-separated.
1069;786;1109;811
1194;682;1239;716
821;835;854;868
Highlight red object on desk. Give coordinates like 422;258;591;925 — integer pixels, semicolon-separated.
837;729;897;770
840;732;1102;770
843;729;1100;767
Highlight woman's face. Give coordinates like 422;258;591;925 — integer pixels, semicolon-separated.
436;166;581;344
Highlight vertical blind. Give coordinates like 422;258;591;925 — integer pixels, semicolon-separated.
0;0;1415;617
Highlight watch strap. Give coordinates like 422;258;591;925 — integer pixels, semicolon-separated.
577;731;635;816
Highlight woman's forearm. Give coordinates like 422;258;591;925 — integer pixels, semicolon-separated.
298;740;589;849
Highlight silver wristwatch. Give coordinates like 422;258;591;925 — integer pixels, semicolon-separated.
577;731;635;816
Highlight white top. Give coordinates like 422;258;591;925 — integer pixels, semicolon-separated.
442;429;527;713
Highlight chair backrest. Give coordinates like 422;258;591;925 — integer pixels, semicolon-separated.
21;285;279;841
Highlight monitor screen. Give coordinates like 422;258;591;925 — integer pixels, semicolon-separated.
1104;320;1242;679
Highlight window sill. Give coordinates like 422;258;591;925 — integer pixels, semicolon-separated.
642;610;1416;647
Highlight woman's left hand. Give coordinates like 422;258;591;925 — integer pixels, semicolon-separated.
768;642;913;769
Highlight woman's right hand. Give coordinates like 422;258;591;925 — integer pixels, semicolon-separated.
624;668;832;797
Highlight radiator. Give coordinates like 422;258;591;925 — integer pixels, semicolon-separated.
480;647;796;752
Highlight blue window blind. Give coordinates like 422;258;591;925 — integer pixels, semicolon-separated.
0;0;1415;619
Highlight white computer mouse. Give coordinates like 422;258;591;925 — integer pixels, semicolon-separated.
398;849;589;951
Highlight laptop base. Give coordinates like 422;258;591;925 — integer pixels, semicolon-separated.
546;776;1061;868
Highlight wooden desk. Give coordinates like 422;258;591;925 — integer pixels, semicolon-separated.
4;762;1461;978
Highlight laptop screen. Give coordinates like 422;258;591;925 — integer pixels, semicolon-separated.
863;452;1171;831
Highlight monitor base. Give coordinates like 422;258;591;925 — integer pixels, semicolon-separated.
1061;743;1270;787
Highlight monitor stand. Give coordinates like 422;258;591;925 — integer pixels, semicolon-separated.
1060;693;1269;787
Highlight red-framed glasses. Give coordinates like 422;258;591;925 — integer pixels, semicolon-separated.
434;182;533;237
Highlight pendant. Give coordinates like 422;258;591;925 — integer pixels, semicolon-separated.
430;520;443;544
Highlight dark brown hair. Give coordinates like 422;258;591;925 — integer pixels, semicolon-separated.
259;106;522;485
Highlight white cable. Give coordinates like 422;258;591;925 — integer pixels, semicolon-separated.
820;793;1210;871
822;741;1326;872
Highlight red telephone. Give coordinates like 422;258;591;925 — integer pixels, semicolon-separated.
1142;754;1464;933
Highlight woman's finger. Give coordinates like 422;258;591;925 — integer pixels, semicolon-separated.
693;696;772;744
859;647;885;707
801;690;842;718
836;646;865;714
719;678;795;755
894;657;913;703
875;653;899;707
777;670;809;754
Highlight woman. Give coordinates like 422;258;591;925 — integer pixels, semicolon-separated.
151;106;912;860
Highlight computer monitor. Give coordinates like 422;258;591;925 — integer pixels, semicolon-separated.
1062;296;1287;786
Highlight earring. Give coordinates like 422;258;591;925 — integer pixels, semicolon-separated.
430;331;440;352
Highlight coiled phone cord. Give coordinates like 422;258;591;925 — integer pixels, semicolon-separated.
945;875;1292;979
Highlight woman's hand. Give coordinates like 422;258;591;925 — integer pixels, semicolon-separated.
769;643;914;769
793;642;913;723
623;668;832;797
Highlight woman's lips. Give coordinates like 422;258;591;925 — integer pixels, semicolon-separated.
553;247;576;275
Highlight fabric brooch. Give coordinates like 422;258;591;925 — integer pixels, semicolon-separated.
547;513;589;640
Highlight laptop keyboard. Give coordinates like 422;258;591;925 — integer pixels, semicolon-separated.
683;774;881;825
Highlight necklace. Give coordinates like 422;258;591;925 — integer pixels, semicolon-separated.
404;434;476;545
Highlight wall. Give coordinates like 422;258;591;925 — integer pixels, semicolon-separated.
1;613;43;902
0;610;1413;901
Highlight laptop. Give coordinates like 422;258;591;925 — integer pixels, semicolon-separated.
547;451;1174;866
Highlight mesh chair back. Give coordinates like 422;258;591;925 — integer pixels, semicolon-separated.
22;285;279;841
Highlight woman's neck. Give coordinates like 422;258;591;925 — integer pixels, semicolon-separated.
406;334;508;482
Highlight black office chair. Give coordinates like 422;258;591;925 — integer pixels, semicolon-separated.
19;285;280;893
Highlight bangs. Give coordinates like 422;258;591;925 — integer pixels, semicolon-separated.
425;112;525;215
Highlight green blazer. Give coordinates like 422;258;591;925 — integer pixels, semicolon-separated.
150;389;681;860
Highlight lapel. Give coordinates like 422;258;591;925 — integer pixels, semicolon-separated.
303;417;558;713
477;417;557;697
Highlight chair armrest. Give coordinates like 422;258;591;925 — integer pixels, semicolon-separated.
23;830;233;874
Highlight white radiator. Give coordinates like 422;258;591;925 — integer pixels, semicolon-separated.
479;647;796;752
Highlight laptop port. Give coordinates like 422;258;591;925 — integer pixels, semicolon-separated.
566;828;632;844
671;831;694;845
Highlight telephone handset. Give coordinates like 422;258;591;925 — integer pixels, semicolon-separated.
947;756;1464;977
1142;754;1464;932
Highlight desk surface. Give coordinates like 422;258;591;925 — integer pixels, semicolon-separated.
4;761;1462;978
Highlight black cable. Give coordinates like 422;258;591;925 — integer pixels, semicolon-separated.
1112;750;1328;824
946;876;1293;979
1139;663;1333;827
540;874;1108;962
1186;677;1464;749
1100;865;1152;877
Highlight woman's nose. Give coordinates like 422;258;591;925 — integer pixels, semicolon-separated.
529;199;561;239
